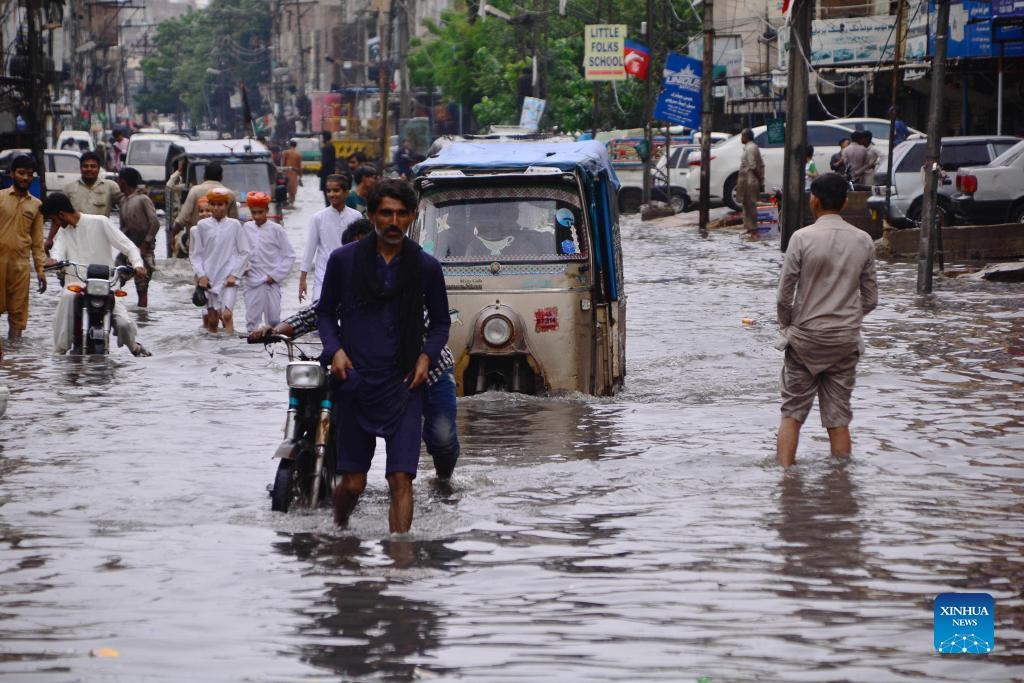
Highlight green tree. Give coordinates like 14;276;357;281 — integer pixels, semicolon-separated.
137;0;271;129
407;0;700;133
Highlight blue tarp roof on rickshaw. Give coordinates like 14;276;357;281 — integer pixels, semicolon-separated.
415;140;620;191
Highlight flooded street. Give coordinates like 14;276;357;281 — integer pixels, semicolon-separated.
1;183;1022;681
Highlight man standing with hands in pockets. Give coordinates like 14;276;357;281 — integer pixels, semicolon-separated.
317;179;450;533
775;173;877;467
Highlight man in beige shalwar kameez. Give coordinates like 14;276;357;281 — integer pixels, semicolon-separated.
736;128;764;232
775;172;877;467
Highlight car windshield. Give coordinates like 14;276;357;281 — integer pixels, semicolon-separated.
416;184;587;263
195;162;272;194
990;140;1024;166
127;140;173;166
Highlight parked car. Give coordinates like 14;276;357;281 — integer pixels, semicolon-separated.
56;130;94;152
125;133;189;208
0;148;88;196
952;139;1024;225
831;117;924;141
683;122;863;210
866;136;1020;227
615;143;699;213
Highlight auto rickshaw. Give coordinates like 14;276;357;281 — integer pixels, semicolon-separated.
413;140;625;397
164;138;287;226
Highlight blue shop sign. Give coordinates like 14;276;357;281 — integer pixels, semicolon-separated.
928;0;1024;58
653;52;702;129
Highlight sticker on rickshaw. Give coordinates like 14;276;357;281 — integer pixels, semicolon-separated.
534;307;559;332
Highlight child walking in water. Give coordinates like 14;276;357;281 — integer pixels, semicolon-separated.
189;187;249;333
242;192;294;332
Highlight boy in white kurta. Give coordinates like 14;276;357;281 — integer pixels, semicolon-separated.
189;187;250;334
242;192;294;332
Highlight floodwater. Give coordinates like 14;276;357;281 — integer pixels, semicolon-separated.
1;184;1022;682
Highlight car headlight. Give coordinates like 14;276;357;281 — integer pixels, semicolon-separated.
482;315;513;347
286;361;326;389
86;278;110;297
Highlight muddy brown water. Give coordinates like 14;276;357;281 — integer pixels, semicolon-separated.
1;184;1022;681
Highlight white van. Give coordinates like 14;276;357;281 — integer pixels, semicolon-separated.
56;130;94;152
125;133;188;207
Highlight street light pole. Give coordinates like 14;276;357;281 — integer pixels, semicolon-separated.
917;0;951;294
25;0;48;196
697;0;714;238
780;0;811;252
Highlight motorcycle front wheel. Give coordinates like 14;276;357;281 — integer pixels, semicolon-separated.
270;459;295;512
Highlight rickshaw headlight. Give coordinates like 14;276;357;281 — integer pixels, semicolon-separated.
482;315;513;347
287;361;326;389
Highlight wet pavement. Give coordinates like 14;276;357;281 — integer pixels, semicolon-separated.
1;184;1022;681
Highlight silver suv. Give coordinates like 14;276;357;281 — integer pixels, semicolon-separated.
867;136;1019;227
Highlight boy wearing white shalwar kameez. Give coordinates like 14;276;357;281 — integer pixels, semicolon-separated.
242;192;294;332
189;187;250;334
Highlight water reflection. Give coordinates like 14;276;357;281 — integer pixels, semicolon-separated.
273;533;462;680
771;461;867;604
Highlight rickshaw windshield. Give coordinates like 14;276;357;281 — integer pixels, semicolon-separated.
417;185;587;263
195;162;273;195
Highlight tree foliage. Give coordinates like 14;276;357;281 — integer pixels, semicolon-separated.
137;0;271;128
407;0;700;133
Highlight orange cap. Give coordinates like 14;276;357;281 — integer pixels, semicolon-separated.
197;196;209;208
246;191;271;208
206;187;233;204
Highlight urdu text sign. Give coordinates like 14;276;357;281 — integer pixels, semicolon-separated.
585;24;627;81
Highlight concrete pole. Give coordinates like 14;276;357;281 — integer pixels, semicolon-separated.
25;0;48;196
697;0;714;238
997;44;1004;135
780;0;812;252
917;0;950;294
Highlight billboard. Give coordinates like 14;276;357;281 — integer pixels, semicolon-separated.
778;16;896;67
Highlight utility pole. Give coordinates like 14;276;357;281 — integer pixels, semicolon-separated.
697;0;714;238
398;0;412;122
25;0;48;196
641;0;654;207
378;0;392;166
884;0;906;220
917;0;950;294
780;0;812;252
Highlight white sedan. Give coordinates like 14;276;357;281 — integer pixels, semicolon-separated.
683;122;876;209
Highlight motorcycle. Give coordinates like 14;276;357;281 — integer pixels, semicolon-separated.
45;260;134;355
255;334;335;513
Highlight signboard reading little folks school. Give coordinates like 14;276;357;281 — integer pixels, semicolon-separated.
584;24;627;81
653;52;702;129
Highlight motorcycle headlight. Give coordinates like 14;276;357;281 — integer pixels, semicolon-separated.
86;278;110;297
287;361;326;389
482;315;513;347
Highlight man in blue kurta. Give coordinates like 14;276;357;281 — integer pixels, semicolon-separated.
317;179;450;533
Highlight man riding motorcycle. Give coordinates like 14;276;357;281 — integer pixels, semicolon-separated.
40;192;152;357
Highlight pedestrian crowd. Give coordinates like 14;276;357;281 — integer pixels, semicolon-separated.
0;150;456;535
1;136;877;532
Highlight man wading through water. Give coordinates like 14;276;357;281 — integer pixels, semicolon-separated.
775;173;877;467
317;179;450;533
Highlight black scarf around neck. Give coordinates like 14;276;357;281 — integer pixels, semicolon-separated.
353;231;425;375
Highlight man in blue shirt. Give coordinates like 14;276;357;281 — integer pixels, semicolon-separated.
317;179;450;533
